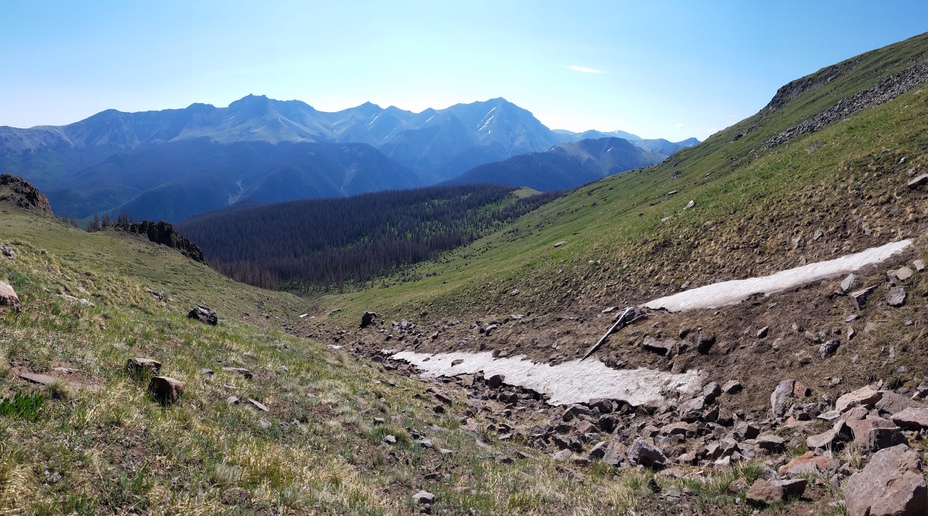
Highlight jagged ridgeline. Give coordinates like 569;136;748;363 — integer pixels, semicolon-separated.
175;184;562;291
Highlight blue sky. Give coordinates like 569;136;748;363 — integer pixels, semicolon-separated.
1;1;926;140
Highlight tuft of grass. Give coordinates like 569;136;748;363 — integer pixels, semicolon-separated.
0;391;46;422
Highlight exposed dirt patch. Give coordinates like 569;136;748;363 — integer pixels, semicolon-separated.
299;237;928;422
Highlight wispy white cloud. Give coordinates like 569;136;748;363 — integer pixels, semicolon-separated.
676;122;685;129
569;65;603;74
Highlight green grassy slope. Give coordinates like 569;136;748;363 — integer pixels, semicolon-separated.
306;32;928;329
1;209;768;514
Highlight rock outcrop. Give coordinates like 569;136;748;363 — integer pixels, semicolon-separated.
114;220;204;262
0;174;53;216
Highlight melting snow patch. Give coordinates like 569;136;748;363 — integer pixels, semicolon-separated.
391;351;703;406
645;239;912;312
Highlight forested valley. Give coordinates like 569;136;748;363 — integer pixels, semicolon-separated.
175;184;562;291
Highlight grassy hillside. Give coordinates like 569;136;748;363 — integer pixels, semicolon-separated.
304;32;928;329
1;208;773;514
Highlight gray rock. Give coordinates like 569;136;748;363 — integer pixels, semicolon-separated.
561;404;591;421
1;245;14;259
678;397;705;422
246;398;269;412
696;333;716;354
486;374;505;389
757;434;786;453
771;379;795;418
413;490;435;505
734;422;760;441
0;281;20;311
126;357;162;376
222;367;253;380
187;305;218;325
359;311;378;328
383;435;397;445
703;382;722;404
892;408;928;431
914;259;926;272
844;444;927;516
876;392;927;416
722;380;743;394
552;449;572;461
908;174;928;189
589;441;608;460
895;266;915;281
819;339;840;359
841;273;859;293
642;336;677;356
756;326;769;338
627;438;667;468
887;287;907;307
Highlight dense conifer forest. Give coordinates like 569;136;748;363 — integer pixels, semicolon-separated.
175;185;562;291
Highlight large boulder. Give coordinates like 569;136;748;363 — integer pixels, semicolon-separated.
187;305;218;325
876;392;926;416
0;281;20;311
836;385;883;412
626;438;666;468
770;379;795;417
892;408;928;430
846;416;907;452
844;444;927;516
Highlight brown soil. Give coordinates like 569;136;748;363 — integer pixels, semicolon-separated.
297;236;928;422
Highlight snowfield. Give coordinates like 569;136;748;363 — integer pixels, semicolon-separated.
643;239;912;312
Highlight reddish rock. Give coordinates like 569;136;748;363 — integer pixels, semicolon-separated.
778;451;830;476
746;478;807;506
845;444;927;516
846;416;907;452
836;386;883;412
892;408;928;430
793;381;811;397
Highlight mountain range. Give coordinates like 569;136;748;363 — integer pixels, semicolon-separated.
0;96;698;221
446;137;666;191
